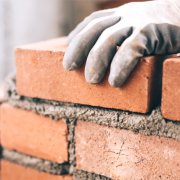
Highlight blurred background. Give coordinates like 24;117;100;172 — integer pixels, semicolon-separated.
0;0;147;84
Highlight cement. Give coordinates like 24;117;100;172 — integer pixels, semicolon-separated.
73;169;113;180
60;118;113;179
65;118;76;175
5;74;180;140
0;145;2;158
2;148;113;180
2;149;70;175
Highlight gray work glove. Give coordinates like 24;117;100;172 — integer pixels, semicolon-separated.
63;0;180;87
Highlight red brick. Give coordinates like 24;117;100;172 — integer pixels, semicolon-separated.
161;58;180;121
75;120;180;180
15;37;174;113
1;103;68;163
1;160;73;180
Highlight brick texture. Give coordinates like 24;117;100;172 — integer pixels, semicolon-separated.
15;37;173;113
1;160;73;180
1;103;68;163
161;58;180;121
75;120;180;180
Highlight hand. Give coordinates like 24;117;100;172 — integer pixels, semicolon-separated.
63;0;180;87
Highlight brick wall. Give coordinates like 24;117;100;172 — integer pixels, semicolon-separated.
0;35;180;179
1;0;180;179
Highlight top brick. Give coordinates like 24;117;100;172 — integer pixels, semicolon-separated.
15;37;172;113
161;58;180;121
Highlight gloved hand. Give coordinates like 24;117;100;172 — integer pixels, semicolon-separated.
63;0;180;87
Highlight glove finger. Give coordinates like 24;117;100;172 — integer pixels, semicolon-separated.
85;21;133;84
108;30;149;87
63;15;121;71
67;9;116;45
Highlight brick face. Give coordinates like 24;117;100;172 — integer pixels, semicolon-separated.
1;103;68;163
15;37;173;113
75;120;180;180
161;58;180;121
1;160;73;180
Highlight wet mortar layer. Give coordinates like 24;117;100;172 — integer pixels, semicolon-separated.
2;148;113;180
2;148;70;175
64;118;76;175
5;74;180;141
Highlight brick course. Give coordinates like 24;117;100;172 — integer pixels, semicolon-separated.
1;103;68;163
15;37;173;113
161;58;180;121
6;75;180;140
1;160;73;180
75;120;180;180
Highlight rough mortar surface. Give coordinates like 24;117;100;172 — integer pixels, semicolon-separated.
2;149;70;175
73;169;113;180
2;149;112;180
65;118;76;175
1;160;74;180
5;74;180;140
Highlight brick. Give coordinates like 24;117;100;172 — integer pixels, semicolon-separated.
1;103;68;163
1;160;73;180
161;58;180;121
75;120;180;180
15;37;174;113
